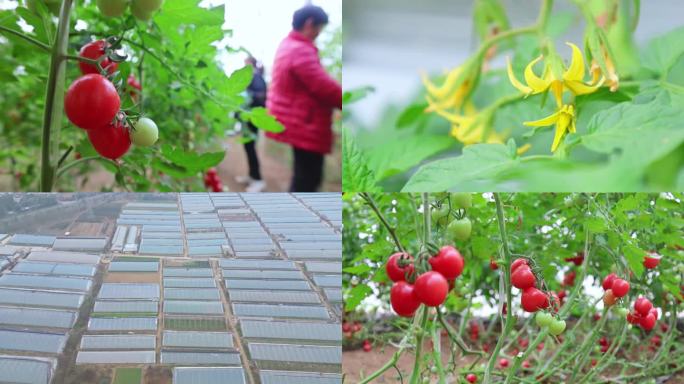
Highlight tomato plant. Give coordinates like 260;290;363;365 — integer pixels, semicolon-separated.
342;1;684;192
343;192;684;383
0;0;286;191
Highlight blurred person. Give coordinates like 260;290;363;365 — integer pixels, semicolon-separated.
236;56;267;192
266;4;342;192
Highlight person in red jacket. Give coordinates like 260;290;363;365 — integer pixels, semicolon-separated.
266;5;342;192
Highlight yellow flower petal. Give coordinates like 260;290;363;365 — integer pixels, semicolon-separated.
524;55;550;93
507;58;533;94
550;80;564;107
523;110;561;127
434;108;472;125
565;79;602;95
564;42;585;81
550;121;568;152
421;68;462;100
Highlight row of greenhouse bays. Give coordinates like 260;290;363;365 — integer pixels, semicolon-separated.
113;193;342;262
78;256;342;383
0;248;101;384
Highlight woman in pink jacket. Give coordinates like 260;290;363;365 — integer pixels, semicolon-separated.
266;5;342;192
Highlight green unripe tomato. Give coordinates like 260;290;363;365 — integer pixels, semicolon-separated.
450;192;472;209
132;0;164;13
431;205;449;224
97;0;129;17
548;319;566;335
447;217;472;241
131;117;159;146
535;312;553;328
131;1;153;20
614;307;629;317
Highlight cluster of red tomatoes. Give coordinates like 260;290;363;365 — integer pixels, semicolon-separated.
65;40;158;160
510;258;549;313
203;168;224;192
626;297;659;331
601;273;630;306
387;245;464;317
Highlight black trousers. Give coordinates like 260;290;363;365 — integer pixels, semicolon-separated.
290;147;324;192
243;122;261;180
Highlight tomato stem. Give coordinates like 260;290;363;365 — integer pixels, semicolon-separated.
484;193;515;383
40;0;73;191
360;192;406;253
0;25;51;52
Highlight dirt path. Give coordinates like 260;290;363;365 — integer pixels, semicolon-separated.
218;135;341;192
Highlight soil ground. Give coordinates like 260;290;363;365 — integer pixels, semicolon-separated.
344;343;684;383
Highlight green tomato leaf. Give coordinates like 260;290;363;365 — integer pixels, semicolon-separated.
342;127;381;192
245;107;285;133
344;284;372;312
403;144;517;192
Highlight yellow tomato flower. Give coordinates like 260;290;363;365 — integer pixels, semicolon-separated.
430;108;504;145
422;66;472;112
523;104;576;152
507;43;603;106
590;55;619;92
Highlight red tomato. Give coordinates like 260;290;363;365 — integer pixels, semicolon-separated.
428;245;464;280
599;336;608;346
65;74;120;130
562;270;576;286
127;74;142;101
611;278;630;298
342;322;351;333
564;252;584;265
511;266;536;289
390;281;421;317
362;340;372;352
650;335;661;346
414;271;448;307
499;358;509;368
386;252;415;282
510;258;528;273
351;323;362;333
489;259;498;270
593;313;602;321
466;373;477;383
602;273;618;290
634;297;653;317
87;120;131;160
649;307;658;320
557;290;567;301
521;287;549;312
640;313;656;331
643;253;661;269
79;40;118;75
522;360;531;368
127;74;142;90
626;312;641;325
